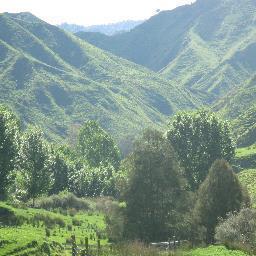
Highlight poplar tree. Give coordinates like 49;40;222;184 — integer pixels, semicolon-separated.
167;110;235;190
17;126;52;205
0;105;19;200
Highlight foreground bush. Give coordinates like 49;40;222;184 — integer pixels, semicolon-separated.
215;208;256;252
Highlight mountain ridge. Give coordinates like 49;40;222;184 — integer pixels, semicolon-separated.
76;0;256;104
58;20;144;35
0;12;198;143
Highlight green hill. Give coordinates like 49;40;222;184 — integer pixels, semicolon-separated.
215;76;256;146
0;12;198;142
76;0;256;103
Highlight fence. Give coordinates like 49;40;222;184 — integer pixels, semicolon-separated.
65;235;106;256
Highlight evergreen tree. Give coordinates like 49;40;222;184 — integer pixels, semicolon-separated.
124;129;187;242
0;105;19;200
194;159;249;244
167;109;235;190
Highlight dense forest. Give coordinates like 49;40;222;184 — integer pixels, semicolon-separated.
1;0;256;255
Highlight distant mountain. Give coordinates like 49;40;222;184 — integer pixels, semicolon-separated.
58;20;143;35
0;12;198;142
76;0;256;104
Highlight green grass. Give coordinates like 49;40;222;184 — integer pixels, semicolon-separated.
238;169;256;206
184;245;249;256
0;202;106;256
236;145;256;158
0;202;249;256
234;144;256;170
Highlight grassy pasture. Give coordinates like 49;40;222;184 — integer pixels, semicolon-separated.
0;202;106;256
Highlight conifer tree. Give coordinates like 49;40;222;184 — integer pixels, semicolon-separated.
194;159;249;244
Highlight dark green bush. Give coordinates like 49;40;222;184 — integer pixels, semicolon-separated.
0;205;26;226
72;218;82;226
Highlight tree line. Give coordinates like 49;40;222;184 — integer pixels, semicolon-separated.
0;105;122;204
0;105;250;247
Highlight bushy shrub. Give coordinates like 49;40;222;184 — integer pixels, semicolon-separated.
33;213;66;228
215;208;256;251
72;218;82;226
68;208;77;217
105;201;125;242
101;242;162;256
35;192;89;211
0;205;26;226
41;242;51;255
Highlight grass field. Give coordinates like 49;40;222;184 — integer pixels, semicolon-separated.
185;246;249;256
0;202;106;256
238;169;256;206
236;145;256;159
0;201;249;256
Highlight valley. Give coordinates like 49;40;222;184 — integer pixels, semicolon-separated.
1;0;256;255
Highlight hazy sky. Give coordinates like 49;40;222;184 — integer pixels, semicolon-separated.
0;0;195;26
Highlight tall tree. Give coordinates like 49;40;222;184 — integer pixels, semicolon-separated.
0;105;19;200
124;129;187;242
78;121;121;169
17;126;52;205
167;109;235;190
49;146;70;195
194;159;249;244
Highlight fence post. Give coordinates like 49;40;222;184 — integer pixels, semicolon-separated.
85;237;89;255
173;236;176;249
72;235;77;256
97;239;101;256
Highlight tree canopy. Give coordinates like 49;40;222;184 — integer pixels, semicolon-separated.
78;121;121;169
0;105;20;200
17;126;53;204
194;159;249;244
167;110;235;190
124;129;188;242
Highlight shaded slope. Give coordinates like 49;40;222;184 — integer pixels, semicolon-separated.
0;12;198;142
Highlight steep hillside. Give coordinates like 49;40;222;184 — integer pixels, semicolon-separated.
215;76;256;146
0;12;198;142
76;0;256;103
